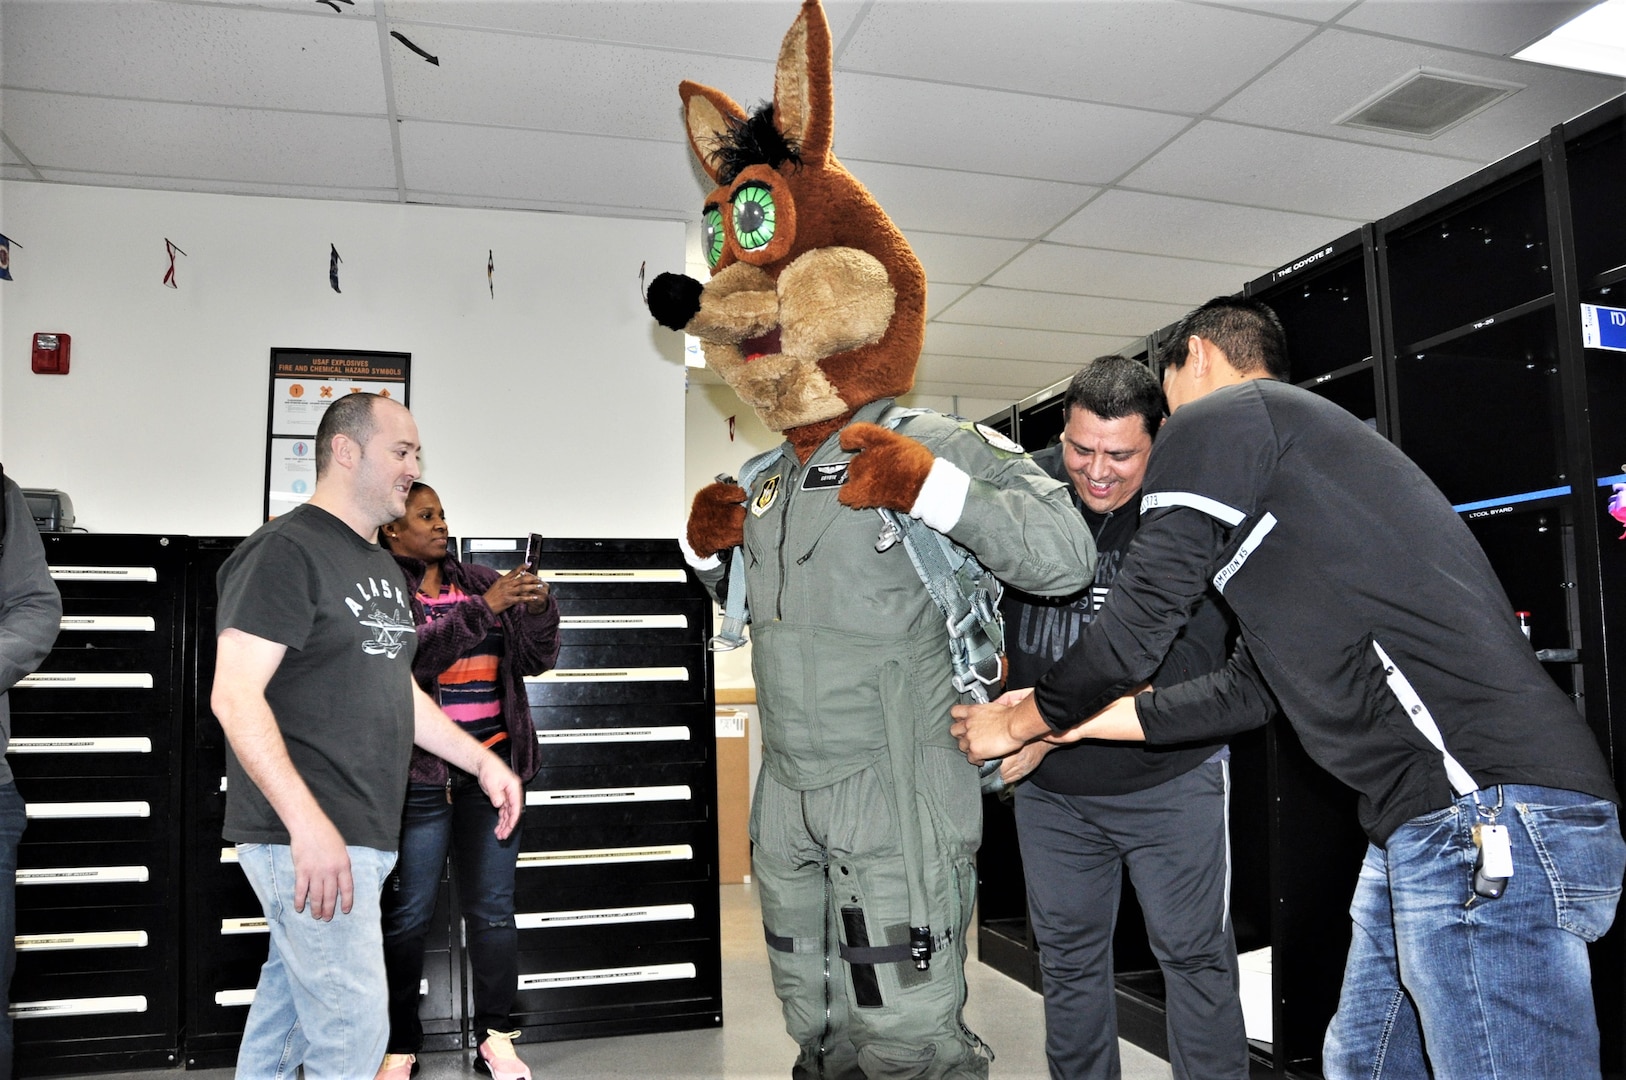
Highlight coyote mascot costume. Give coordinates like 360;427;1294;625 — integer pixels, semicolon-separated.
648;3;1095;1075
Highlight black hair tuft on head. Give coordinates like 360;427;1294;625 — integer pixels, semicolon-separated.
710;103;801;186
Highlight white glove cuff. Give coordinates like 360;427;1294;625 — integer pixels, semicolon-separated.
910;457;970;532
678;535;723;571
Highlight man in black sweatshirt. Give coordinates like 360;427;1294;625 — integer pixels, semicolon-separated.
996;355;1248;1080
955;298;1624;1080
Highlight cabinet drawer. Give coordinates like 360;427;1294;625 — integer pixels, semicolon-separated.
17;774;175;844
556;598;709;646
527;645;705;707
14;904;176;977
11;967;178;1040
15;848;170;910
511;937;720;1019
514;821;714;896
8;730;170;778
529;703;712;766
523;761;712;828
514;878;717;952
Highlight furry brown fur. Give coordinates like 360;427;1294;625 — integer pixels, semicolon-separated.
659;0;926;460
687;482;748;559
838;422;936;512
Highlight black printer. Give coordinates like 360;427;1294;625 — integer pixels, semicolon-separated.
22;489;74;532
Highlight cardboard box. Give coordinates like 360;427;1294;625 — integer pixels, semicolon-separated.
715;708;751;884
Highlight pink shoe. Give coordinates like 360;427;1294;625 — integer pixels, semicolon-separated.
476;1029;531;1080
374;1052;416;1080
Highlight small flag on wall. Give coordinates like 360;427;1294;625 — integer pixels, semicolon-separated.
329;244;343;293
0;233;18;281
162;239;187;288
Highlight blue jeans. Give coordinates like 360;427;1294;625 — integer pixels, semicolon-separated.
235;842;397;1080
0;781;26;1080
381;776;521;1051
1323;785;1626;1080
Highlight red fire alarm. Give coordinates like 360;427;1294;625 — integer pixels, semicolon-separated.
31;333;70;375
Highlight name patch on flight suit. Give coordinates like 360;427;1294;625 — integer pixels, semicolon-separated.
751;475;782;517
801;462;849;491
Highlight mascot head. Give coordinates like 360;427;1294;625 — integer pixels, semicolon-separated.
647;0;926;436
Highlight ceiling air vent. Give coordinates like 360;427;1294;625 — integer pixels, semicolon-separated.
1335;69;1523;139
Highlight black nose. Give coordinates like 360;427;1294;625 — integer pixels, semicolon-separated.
647;272;704;332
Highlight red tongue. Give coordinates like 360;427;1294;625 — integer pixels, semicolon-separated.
741;328;782;362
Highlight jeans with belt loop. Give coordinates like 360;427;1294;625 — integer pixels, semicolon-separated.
1323;784;1626;1080
234;842;398;1080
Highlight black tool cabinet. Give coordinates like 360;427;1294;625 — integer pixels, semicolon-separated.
459;536;721;1046
4;531;721;1073
974;92;1626;1079
9;533;186;1075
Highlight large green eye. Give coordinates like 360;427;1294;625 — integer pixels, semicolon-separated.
702;206;725;268
732;184;776;252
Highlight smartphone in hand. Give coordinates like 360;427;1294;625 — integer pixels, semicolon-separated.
524;532;545;572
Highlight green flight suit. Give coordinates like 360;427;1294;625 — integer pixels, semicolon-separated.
698;398;1096;1079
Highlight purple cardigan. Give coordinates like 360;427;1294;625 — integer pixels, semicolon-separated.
393;553;561;785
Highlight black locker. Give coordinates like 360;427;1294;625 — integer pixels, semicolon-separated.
970;92;1626;1080
10;534;185;1076
462;537;722;1046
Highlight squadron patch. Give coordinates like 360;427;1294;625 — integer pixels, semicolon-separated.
973;423;1026;455
801;462;849;490
751;474;782;517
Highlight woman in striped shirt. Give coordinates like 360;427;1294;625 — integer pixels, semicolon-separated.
376;483;560;1080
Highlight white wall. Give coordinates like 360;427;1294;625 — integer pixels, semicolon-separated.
0;181;688;540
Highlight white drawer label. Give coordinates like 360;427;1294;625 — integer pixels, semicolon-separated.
526;785;690;806
26;801;150;819
517;844;692;869
10;995;148;1018
519;963;696;990
517;904;694;930
536;726;688;744
527;667;688;684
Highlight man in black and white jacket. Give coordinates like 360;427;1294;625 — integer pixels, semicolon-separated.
955;297;1624;1080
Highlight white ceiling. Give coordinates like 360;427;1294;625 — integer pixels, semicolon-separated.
2;0;1623;404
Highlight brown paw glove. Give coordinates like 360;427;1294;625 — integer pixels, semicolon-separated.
687;482;748;559
838;423;936;512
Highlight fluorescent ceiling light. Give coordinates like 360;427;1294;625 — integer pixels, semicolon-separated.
1514;0;1626;78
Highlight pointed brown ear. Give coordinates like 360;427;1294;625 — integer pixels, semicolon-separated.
680;80;747;184
773;0;833;165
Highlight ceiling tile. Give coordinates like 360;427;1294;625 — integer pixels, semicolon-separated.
833;73;1189;183
926;283;973;321
399;120;698;215
849;160;1097;240
1335;0;1595;55
388;25;774;140
0;0;387;112
1048;189;1361;266
1120;120;1477;219
917;353;1086;392
839;0;1316;114
2;91;397;187
989;243;1266;304
1212;27;1626;161
906;232;1027;285
937;286;1191;338
383;0;867;57
925;322;1141;366
1205;1;1351;19
31;171;397;204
